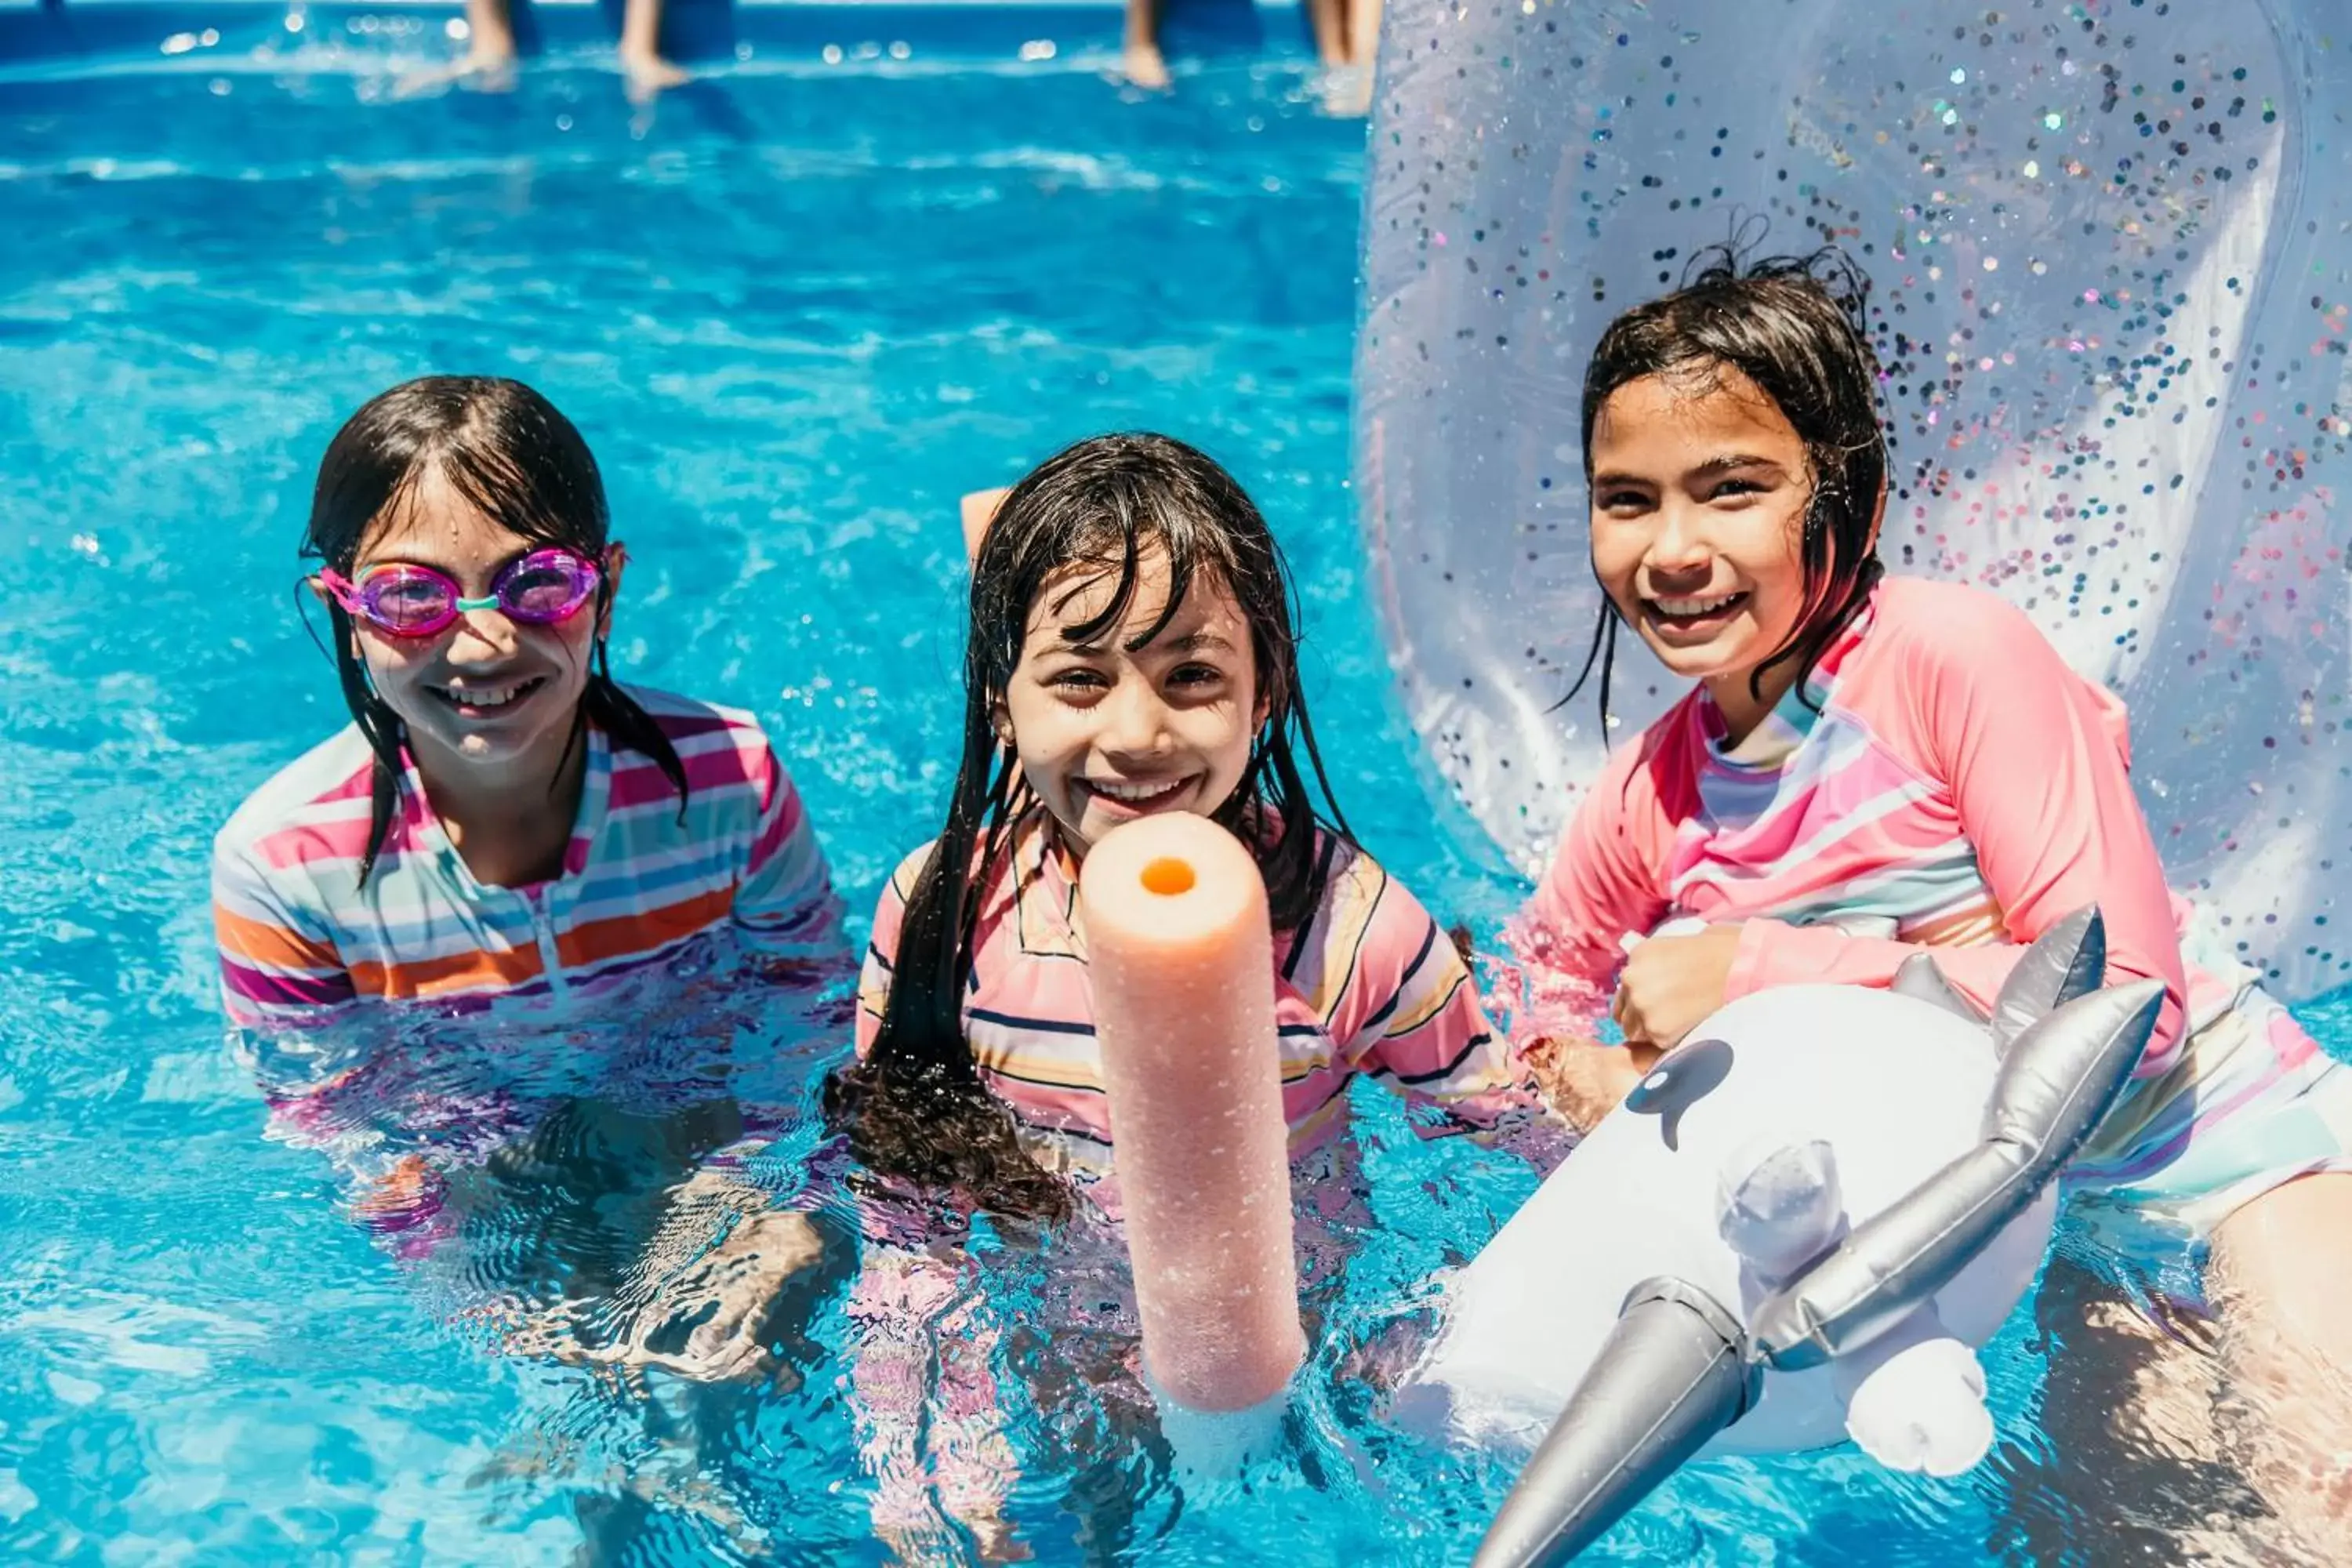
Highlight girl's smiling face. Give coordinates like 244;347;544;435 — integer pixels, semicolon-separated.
1587;365;1823;739
340;466;616;789
997;546;1266;856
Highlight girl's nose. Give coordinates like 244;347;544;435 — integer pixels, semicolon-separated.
1099;681;1174;757
443;605;523;663
1644;503;1715;576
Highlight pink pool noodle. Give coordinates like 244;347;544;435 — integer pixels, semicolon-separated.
1076;813;1306;1414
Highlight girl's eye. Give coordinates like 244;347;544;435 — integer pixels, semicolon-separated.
1709;477;1765;500
379;580;445;611
1168;662;1225;688
1598;489;1650;513
1048;668;1108;693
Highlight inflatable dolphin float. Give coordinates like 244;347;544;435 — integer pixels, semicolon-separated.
1400;909;2163;1566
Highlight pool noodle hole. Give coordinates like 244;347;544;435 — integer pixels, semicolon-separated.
1142;858;1196;897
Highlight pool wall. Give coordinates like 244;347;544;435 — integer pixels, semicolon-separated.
0;0;1316;70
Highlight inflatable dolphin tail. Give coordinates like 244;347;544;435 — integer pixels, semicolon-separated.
1470;1278;1757;1568
1747;969;2162;1367
1889;953;1986;1023
1472;910;2161;1566
1987;905;2106;1057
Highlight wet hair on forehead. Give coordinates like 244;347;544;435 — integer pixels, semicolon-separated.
1029;547;1247;659
310;377;612;577
975;438;1283;709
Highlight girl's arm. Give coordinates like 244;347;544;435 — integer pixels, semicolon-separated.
854;844;929;1058
212;837;356;1033
212;839;475;1241
636;744;850;1230
608;846;919;1374
1326;854;1542;1136
1726;590;2190;1074
732;742;851;974
1503;736;1679;1051
210;838;380;1169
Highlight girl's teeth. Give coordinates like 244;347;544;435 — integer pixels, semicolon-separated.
1654;593;1739;617
443;681;528;708
1090;778;1185;802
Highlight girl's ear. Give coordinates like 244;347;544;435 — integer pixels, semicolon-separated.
989;695;1014;750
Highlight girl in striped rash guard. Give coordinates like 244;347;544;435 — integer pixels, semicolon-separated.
828;430;1551;1213
822;434;1564;1559
212;376;847;1382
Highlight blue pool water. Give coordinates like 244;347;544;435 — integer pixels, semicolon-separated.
2;20;2340;1566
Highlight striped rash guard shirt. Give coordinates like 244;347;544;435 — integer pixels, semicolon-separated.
855;808;1530;1178
1508;576;2201;1073
212;686;843;1029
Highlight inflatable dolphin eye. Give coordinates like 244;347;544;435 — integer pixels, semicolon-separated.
1356;0;2352;999
1624;1036;1734;1149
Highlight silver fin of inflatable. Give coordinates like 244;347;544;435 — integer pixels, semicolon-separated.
1890;953;1987;1025
1988;906;2105;1058
1747;974;2164;1371
1471;1278;1758;1568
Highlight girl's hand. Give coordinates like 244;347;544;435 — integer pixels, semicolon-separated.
493;1206;832;1384
1524;1034;1661;1135
620;1207;830;1382
1611;924;1744;1050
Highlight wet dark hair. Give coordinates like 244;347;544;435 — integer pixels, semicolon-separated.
302;376;688;885
824;431;1350;1220
1563;244;1889;729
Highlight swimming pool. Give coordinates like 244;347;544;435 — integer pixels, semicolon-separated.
2;14;2343;1565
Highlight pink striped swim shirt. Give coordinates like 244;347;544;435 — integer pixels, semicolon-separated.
856;807;1530;1177
1509;576;2346;1214
212;684;843;1029
1511;577;2198;1060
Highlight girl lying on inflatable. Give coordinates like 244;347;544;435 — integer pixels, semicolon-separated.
1439;252;2352;1557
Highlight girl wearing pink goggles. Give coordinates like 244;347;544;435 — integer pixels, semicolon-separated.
212;374;846;1384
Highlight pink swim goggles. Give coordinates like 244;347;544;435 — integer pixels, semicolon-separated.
320;547;607;638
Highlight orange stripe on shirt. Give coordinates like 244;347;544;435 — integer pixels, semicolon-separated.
556;886;736;971
214;905;341;972
348;943;546;1000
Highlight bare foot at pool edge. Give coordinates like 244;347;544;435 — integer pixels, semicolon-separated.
393;42;517;99
1123;42;1171;90
622;46;691;101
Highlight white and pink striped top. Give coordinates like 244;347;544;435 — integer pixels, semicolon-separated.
212;686;842;1029
1509;575;2200;1076
857;808;1531;1177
